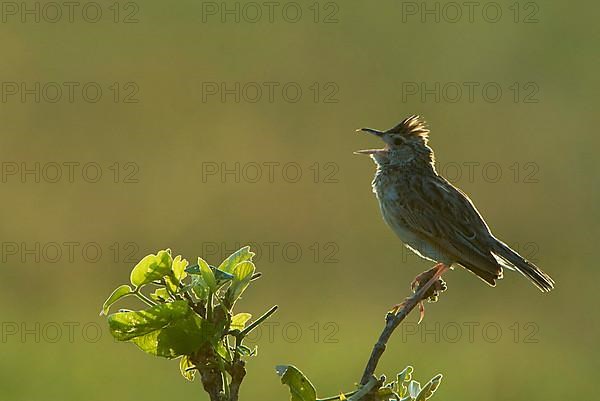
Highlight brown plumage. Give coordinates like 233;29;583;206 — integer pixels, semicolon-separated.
356;115;554;292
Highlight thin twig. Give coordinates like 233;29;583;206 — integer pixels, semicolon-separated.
133;288;157;307
359;270;442;386
239;305;278;338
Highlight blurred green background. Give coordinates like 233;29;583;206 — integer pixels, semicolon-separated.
1;1;598;400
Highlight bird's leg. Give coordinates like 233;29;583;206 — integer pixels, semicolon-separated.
411;264;443;292
390;263;449;322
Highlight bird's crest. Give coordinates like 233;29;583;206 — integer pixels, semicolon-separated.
387;115;429;141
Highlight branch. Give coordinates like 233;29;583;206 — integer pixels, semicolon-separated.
193;347;224;401
359;266;445;386
348;376;380;401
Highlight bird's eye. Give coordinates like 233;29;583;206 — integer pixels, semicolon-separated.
393;137;404;146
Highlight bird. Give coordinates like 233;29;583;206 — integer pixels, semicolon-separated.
355;115;554;306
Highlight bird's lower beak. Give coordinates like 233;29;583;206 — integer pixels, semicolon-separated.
353;149;382;155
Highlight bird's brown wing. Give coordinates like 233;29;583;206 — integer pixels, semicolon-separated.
390;174;503;285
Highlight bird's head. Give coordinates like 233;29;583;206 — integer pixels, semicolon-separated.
355;115;434;167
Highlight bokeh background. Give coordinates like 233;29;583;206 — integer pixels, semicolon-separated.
1;1;598;400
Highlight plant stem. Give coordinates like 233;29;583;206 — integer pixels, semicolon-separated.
348;376;379;401
239;305;278;338
221;369;230;399
134;288;157;307
359;269;442;386
161;278;182;301
227;305;278;400
207;290;214;321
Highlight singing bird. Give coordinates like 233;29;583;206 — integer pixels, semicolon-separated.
356;115;554;295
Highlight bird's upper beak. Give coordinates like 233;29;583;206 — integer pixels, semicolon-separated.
354;128;386;155
356;128;384;136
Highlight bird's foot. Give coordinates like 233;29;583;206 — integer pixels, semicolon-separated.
411;264;448;302
388;301;425;324
389;299;427;323
411;268;436;292
392;264;448;323
391;300;427;323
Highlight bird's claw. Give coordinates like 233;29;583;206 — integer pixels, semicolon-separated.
389;300;407;315
417;301;425;324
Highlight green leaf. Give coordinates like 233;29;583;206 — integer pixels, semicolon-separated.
198;257;217;291
108;301;214;358
397;365;414;398
166;255;188;293
398;366;413;383
185;264;234;289
377;387;395;399
185;264;200;274
213;268;235;283
238;344;258;357
179;355;196;382
190;275;209;300
130;250;173;287
218;246;255;274
186;264;232;277
108;300;188;341
408;380;421;399
230;313;252;331
226;261;255;306
101;284;133;316
276;365;317;401
150;288;170;302
215;341;232;362
415;375;442;401
172;255;188;281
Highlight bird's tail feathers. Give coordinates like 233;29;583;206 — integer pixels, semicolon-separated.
492;239;554;292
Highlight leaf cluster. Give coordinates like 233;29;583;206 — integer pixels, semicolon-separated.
100;246;277;393
276;364;442;401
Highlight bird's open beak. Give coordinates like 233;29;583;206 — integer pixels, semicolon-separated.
354;128;386;155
